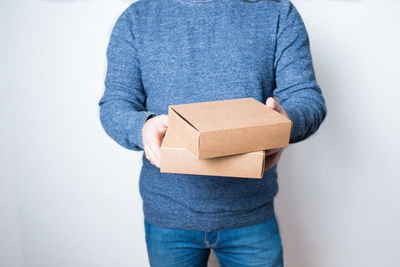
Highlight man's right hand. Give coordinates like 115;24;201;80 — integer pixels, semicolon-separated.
142;115;168;168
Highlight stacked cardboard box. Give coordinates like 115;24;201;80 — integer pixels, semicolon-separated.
160;97;292;179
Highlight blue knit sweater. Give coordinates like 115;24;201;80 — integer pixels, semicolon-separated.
98;0;326;232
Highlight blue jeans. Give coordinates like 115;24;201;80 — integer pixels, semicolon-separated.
144;214;283;267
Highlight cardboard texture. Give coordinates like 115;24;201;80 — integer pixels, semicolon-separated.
160;131;266;179
168;97;292;159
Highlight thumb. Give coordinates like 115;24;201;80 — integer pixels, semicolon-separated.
266;97;286;117
266;97;277;110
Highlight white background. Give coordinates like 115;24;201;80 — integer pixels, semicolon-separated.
1;0;399;266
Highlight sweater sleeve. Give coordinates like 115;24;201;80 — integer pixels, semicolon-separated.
273;0;327;143
98;7;155;151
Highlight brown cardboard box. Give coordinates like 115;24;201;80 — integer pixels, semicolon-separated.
168;97;292;159
160;131;266;179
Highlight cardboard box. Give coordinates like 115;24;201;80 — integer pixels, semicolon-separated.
160;131;266;179
168;97;292;159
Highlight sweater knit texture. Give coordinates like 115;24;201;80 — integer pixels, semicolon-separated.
99;0;327;232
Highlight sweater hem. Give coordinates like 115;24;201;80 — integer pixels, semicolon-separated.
142;200;275;232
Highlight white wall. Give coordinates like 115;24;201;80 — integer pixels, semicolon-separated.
0;0;399;267
275;1;400;266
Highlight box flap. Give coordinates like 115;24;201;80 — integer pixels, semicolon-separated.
169;97;290;132
161;131;181;148
168;106;200;156
162;131;264;157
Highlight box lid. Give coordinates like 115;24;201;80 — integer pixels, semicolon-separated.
169;97;290;132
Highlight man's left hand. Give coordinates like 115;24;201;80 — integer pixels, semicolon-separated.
264;97;289;171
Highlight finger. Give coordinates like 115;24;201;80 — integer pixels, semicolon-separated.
264;149;284;170
145;145;160;168
265;148;281;157
144;147;151;161
273;101;285;114
153;124;168;153
266;97;276;109
149;141;161;162
150;151;160;168
266;97;288;119
273;149;283;162
158;115;169;127
152;157;160;168
266;97;285;113
145;129;164;164
156;125;168;139
144;145;155;162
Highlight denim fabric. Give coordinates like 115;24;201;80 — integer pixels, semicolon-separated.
98;0;327;232
145;214;283;267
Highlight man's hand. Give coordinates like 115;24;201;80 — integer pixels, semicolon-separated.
142;115;168;168
264;97;289;171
